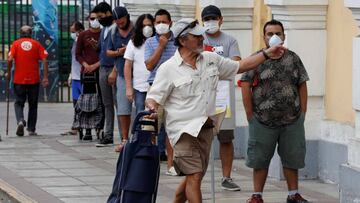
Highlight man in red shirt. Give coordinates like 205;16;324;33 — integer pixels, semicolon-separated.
7;25;48;136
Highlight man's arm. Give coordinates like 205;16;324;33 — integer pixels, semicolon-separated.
75;33;86;66
107;45;126;57
298;82;308;114
241;82;253;121
145;36;168;71
42;58;49;87
89;61;100;72
237;45;285;73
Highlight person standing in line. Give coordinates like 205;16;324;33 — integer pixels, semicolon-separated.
75;11;102;140
93;2;117;147
7;25;49;136
241;20;310;203
144;8;178;176
201;5;241;191
106;6;134;152
145;18;285;203
62;21;85;137
124;14;154;115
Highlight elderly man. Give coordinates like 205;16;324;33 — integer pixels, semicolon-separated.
145;18;285;203
7;25;48;136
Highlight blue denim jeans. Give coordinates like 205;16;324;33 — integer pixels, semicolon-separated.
134;89;146;115
14;83;40;132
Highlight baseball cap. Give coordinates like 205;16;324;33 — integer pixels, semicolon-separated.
171;18;206;38
201;5;222;19
112;6;128;20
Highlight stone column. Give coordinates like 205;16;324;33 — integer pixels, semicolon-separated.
265;0;328;180
341;1;360;202
122;0;196;21
200;0;254;158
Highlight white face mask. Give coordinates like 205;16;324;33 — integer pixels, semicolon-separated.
90;19;100;29
70;32;77;40
155;23;170;35
268;34;283;47
204;20;220;34
142;26;153;38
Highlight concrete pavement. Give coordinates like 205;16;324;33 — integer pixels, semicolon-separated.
0;103;339;203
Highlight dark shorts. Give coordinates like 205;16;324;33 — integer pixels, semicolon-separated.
217;130;234;143
246;113;306;169
173;127;215;176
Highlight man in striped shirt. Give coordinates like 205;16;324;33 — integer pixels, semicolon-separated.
144;9;177;176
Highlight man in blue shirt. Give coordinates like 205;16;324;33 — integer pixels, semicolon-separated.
144;9;177;176
93;2;116;147
106;6;134;152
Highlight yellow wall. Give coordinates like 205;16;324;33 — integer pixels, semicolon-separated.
325;0;360;123
252;0;271;52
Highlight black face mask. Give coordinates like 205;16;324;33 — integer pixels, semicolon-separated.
99;16;113;27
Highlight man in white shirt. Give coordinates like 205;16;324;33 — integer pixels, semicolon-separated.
145;18;285;203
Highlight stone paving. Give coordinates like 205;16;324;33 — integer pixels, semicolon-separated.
0;103;340;203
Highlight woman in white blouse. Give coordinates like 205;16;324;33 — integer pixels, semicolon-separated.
124;14;155;114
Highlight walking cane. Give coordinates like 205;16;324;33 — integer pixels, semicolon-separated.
5;60;11;136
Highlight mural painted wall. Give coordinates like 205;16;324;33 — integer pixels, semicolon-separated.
32;0;59;102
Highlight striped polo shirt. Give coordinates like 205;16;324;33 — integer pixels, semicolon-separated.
144;33;177;83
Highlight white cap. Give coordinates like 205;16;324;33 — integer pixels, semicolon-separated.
171;18;206;38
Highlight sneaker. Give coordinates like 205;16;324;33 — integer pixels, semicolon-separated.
165;166;178;176
247;194;264;203
287;193;310;203
28;131;38;136
160;153;167;162
95;138;113;147
221;177;241;191
16;121;25;136
82;134;93;141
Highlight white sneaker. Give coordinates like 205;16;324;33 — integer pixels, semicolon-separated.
165;166;178;176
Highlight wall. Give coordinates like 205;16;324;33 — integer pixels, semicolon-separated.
325;0;359;123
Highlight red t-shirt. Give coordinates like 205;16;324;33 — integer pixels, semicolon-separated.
9;38;48;84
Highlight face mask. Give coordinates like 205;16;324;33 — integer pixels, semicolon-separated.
269;34;283;47
204;20;220;34
155;23;170;35
70;32;77;40
99;16;113;27
142;26;153;38
90;19;100;29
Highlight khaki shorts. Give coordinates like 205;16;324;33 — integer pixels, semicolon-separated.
246;113;306;169
173;127;215;176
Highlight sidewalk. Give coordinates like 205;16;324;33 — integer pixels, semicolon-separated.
0;103;339;203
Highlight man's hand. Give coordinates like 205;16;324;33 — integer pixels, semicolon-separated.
126;87;134;102
145;98;159;119
159;35;169;48
117;44;127;56
264;44;286;59
42;78;49;87
107;68;117;86
83;63;92;73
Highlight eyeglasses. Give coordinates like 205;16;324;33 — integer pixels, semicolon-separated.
177;20;198;38
89;17;96;20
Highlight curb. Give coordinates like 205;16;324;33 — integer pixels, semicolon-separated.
0;178;37;203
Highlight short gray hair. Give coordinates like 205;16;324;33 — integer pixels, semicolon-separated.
20;25;32;38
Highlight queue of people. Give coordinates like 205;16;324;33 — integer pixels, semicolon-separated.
7;2;309;203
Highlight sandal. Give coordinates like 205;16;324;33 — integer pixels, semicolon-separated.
115;139;128;152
